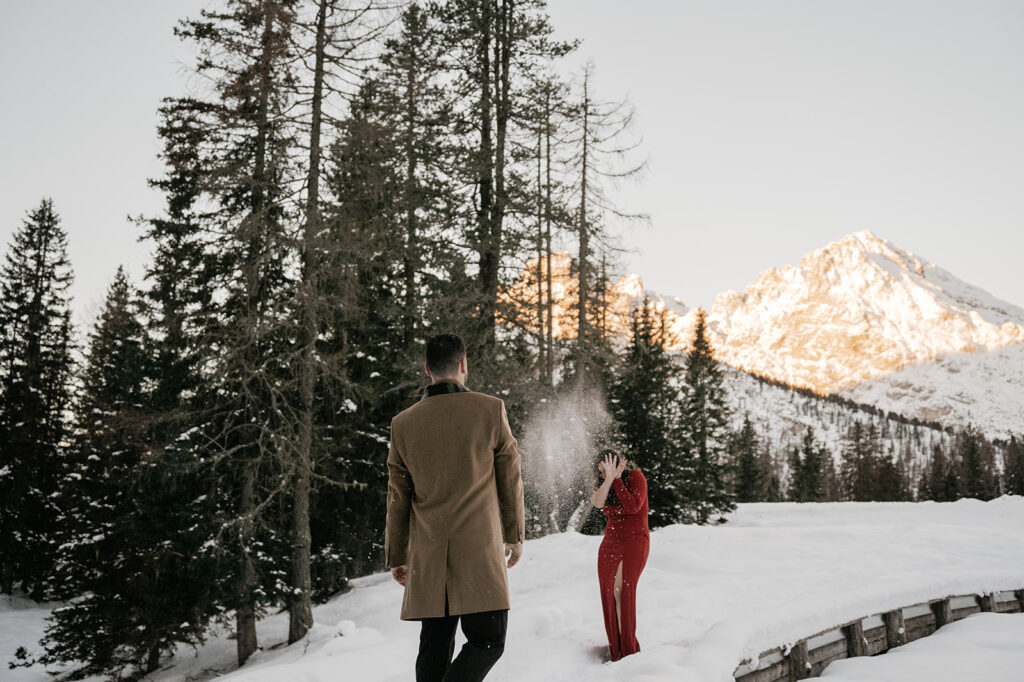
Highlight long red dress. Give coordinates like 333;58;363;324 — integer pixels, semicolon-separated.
598;468;650;661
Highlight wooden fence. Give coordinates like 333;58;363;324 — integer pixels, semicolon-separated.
733;588;1024;681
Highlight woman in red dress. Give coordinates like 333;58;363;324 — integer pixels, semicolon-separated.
591;449;650;661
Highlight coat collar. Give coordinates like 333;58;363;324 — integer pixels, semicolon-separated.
423;381;472;399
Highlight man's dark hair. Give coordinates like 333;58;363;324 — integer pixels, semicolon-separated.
425;333;466;377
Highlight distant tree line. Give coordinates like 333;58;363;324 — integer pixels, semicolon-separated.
729;417;1020;505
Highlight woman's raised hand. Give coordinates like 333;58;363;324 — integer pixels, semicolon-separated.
599;452;616;478
614;455;627;476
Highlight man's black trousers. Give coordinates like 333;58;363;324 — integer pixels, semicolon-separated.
416;601;508;682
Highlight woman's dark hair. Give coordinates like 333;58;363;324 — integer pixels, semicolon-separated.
595;448;631;506
426;333;466;377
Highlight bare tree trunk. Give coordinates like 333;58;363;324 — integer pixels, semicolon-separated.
475;0;495;356
599;253;607;340
236;460;259;665
474;0;513;361
402;41;419;348
146;644;161;674
535;129;545;378
576;67;590;385
544;83;554;385
288;0;328;646
1;564;13;595
235;4;277;665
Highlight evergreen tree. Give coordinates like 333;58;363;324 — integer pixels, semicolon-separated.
170;0;301;664
874;445;909;501
25;268;214;678
731;415;764;503
821;452;840;502
680;309;735;522
840;420;878;501
110;90;229;673
1005;436;1024;496
787;428;827;502
608;298;687;528
920;441;960;502
764;471;783;503
786;446;802;502
0;198;75;599
957;425;997;500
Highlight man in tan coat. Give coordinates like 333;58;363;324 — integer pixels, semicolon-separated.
386;333;525;682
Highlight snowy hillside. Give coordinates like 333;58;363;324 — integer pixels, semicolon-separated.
839;344;1024;441
6;499;1024;682
717;363;956;481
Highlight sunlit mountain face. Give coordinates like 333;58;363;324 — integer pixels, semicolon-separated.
506;231;1024;438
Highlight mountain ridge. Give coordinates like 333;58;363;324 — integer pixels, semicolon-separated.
506;230;1024;438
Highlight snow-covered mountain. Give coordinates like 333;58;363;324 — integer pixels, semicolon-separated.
507;231;1024;438
705;230;1024;438
705;230;1024;394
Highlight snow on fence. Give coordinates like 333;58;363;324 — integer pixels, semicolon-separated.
733;589;1024;681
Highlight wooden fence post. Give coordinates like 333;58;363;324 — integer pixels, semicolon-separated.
931;598;952;628
976;593;996;612
844;620;866;657
788;640;810;680
883;609;905;650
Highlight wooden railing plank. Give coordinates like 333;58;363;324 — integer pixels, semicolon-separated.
844;620;866;658
931;598;952;628
734;588;1023;682
788;639;810;680
883;609;906;650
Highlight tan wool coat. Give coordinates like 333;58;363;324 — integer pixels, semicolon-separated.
385;387;525;620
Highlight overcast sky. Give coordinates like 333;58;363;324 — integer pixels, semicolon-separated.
2;0;1022;334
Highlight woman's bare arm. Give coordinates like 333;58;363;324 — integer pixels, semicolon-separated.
591;476;614;508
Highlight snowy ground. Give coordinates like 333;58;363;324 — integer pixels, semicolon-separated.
820;612;1024;681
4;499;1024;682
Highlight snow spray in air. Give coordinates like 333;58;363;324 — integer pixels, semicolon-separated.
519;387;617;536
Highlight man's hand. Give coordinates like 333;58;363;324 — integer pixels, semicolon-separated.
505;542;523;568
391;565;408;587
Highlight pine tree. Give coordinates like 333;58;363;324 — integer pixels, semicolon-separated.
25;268;215;678
786;446;802;502
1005;436;1024;496
0;198;75;599
821;452;840;502
731;415;764;503
608;298;687;528
874;445;909;501
114;88;229;673
680;308;735;522
312;73;410;593
171;0;301;664
920;441;960;501
787;429;825;502
958;425;997;500
840;420;878;501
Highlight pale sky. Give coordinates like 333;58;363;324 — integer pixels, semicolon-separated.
2;0;1022;335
